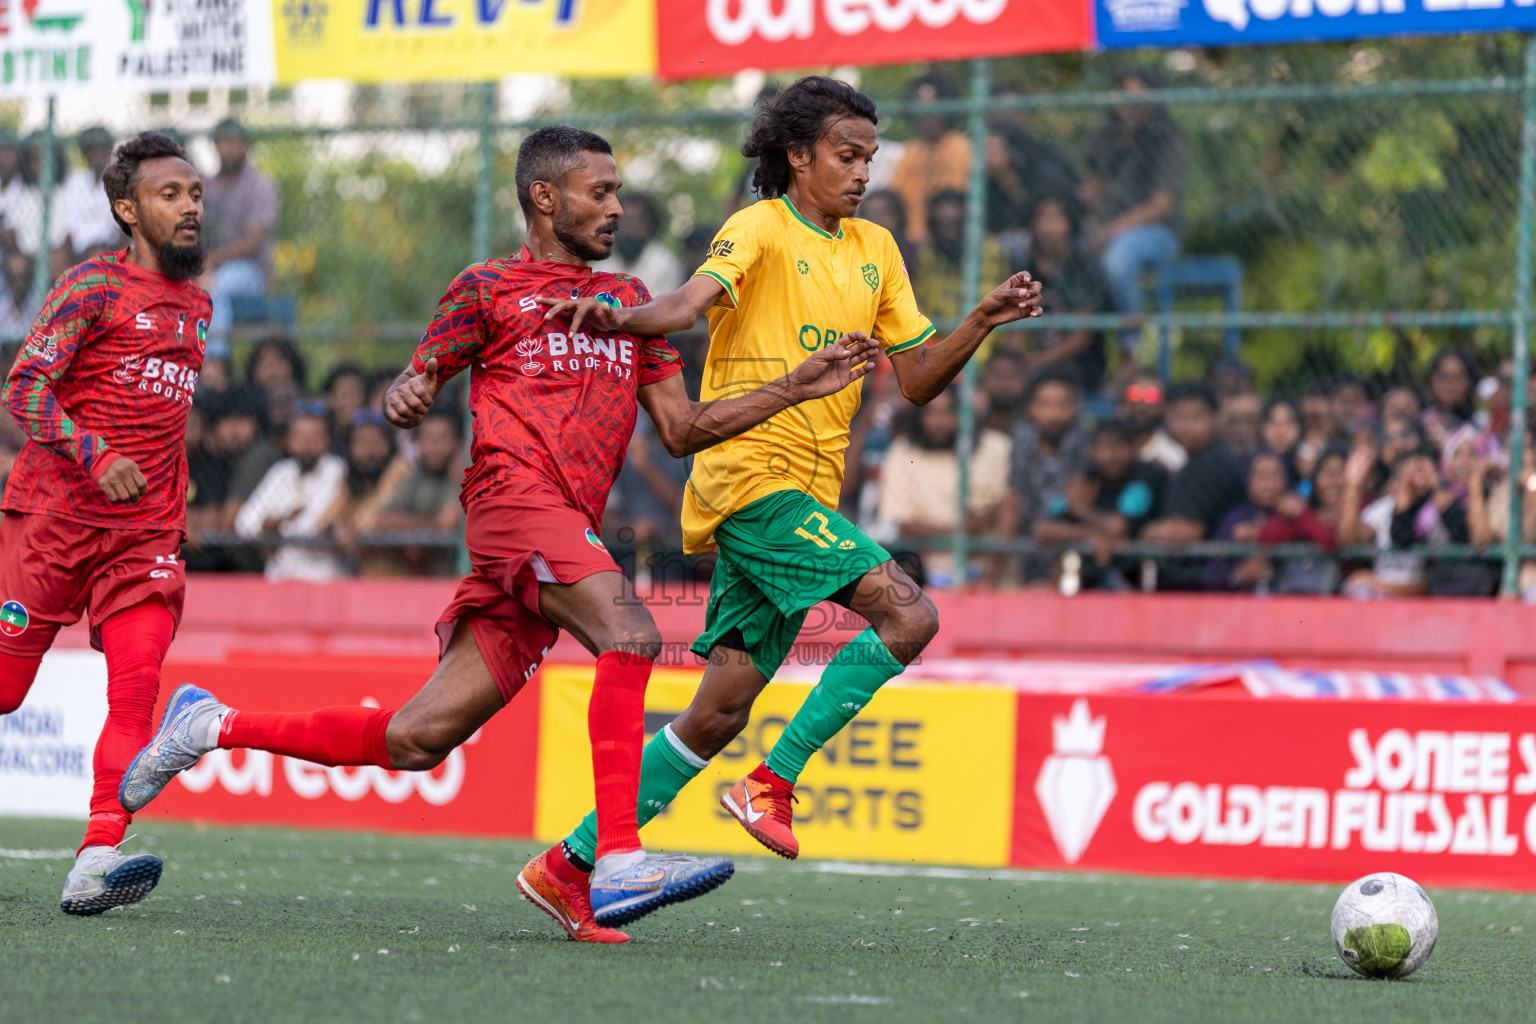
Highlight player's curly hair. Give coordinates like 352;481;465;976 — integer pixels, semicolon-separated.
102;131;190;237
516;125;613;216
744;76;878;200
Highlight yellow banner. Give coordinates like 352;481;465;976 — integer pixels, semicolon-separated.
535;666;1017;867
275;0;655;83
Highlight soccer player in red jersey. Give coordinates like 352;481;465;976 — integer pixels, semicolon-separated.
0;132;210;915
120;126;877;943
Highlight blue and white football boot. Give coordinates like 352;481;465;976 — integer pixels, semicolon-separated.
588;850;735;927
118;683;226;813
59;843;163;916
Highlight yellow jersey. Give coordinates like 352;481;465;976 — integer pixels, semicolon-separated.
682;196;935;553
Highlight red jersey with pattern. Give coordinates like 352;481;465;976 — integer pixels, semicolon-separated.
412;248;682;526
2;250;210;533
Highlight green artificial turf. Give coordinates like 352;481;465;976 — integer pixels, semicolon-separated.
2;818;1534;1023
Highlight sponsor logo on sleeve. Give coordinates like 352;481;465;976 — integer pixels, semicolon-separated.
708;240;736;259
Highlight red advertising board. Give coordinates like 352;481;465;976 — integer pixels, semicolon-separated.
1012;692;1536;891
656;0;1092;80
139;656;540;838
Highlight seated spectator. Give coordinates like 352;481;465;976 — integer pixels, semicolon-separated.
1344;447;1428;598
878;387;1011;587
235;410;346;581
1331;375;1375;440
593;191;683;295
1218;391;1263;461
324;364;369;447
1034;419;1166;585
370;413;464;576
889;73;972;247
858;189;914;262
913;189;1010;325
1211;359;1256;403
1205;449;1290;591
1421;349;1477;448
11;132;68;264
214;385;283;534
0;131;25;254
204;118;281;357
246;335;306;435
1141;382;1247;546
198;355;232;398
0;249;38;338
324;413;410;570
994;369;1090;582
55;126;118;268
1470;431;1536;598
979;347;1029;434
1081;65;1188;353
1018;194;1112;393
985;81;1080;262
183;400;236;570
1380;384;1422;435
1258;447;1350;594
1260;398;1302;482
1117;370;1186;472
1295;382;1335;477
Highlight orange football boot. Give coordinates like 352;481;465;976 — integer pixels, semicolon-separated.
517;848;630;944
721;765;800;859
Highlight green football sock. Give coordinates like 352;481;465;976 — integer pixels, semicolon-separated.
765;628;903;784
563;722;708;867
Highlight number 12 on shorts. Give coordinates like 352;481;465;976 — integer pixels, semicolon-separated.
794;511;840;549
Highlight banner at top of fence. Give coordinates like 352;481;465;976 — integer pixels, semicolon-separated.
274;0;655;83
0;0;274;97
655;0;1092;80
1095;0;1536;51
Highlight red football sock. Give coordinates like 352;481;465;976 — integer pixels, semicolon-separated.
750;762;792;789
220;705;395;768
548;842;589;885
0;651;43;715
82;603;174;853
588;650;653;860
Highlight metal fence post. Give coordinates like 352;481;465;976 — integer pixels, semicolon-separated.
31;97;55;308
953;57;991;584
1503;38;1536;598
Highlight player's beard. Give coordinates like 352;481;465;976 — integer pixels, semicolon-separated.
555;207;617;263
157;236;206;281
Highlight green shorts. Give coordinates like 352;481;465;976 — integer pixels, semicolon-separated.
691;490;892;680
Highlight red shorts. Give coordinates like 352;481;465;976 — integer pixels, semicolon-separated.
435;492;620;704
0;511;186;657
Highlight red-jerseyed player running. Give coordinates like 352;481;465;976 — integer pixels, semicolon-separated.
0;132;210;915
119;126;877;942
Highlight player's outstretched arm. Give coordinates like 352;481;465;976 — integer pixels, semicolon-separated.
888;272;1044;406
536;275;724;338
383;357;443;430
640;334;879;458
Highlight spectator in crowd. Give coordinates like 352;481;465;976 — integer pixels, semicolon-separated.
183;400;235;570
1017;194;1113;393
858;189;915;262
1211;359;1256;402
1344;445;1429;598
1470;430;1536;598
979;347;1030;434
879;387;1011;587
324;364;369;448
913;190;1011;324
1296;382;1335;476
235;409;346;581
0;249;37;338
204;118;281;356
1331;374;1375;441
1081;65;1188;353
1421;349;1478;447
324;413;410;569
198;355;232;398
593;190;683;295
212;386;282;534
1218;391;1263;461
889;73;973;247
1205;449;1291;591
985;81;1080;263
372;412;464;576
11;132;68;262
1034;418;1167;583
1142;382;1247;547
995;369;1090;581
54;126;118;268
1262;446;1348;549
1260;398;1303;482
246;335;306;435
0;131;24;254
1380;384;1423;435
1117;370;1186;472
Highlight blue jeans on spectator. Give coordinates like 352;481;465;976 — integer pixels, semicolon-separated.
1100;224;1180;353
207;259;268;359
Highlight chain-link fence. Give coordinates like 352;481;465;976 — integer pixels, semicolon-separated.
1;37;1533;595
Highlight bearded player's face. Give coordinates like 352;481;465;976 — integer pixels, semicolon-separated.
553;152;623;263
125;156;205;280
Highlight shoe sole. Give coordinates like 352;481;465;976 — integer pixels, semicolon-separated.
720;792;798;860
60;856;162;917
118;684;211;813
516;872;628;944
592;860;736;928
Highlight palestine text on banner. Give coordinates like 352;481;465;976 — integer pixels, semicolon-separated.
275;0;656;83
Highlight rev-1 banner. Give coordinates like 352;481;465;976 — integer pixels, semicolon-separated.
1095;0;1536;50
1013;692;1536;891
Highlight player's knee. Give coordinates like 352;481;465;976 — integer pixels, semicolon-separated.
886;592;939;663
385;715;457;771
603;624;663;663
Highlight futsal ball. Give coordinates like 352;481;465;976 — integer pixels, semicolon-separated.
1330;872;1438;979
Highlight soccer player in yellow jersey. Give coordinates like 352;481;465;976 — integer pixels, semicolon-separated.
531;76;1041;911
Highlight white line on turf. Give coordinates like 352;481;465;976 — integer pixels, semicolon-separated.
0;848;75;860
734;859;1114;885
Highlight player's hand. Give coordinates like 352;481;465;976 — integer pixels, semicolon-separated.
385;358;439;429
974;271;1044;328
786;333;879;402
535;295;626;336
97;457;147;504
